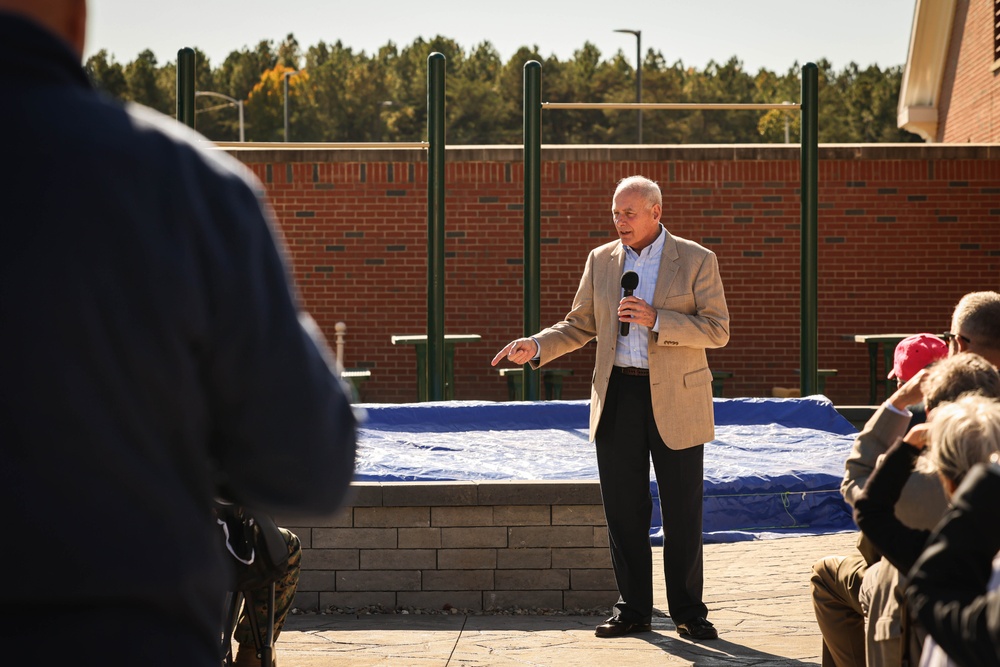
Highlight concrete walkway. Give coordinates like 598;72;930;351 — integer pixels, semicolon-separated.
263;530;857;666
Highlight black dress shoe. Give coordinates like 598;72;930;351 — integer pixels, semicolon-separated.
594;618;652;638
676;616;718;640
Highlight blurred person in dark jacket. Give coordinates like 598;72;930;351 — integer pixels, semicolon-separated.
0;1;358;665
905;454;1000;667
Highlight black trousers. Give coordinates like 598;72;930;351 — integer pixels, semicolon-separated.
595;369;708;625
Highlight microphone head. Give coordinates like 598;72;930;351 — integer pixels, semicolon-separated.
621;271;639;290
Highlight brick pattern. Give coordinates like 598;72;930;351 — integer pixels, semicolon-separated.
277;481;617;612
938;0;1000;143
230;145;1000;406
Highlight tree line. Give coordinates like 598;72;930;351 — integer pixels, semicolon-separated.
85;34;921;145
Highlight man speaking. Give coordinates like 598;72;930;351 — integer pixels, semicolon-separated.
493;175;729;640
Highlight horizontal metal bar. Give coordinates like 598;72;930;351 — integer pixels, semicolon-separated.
195;102;234;114
210;142;429;149
195;90;240;105
542;102;801;111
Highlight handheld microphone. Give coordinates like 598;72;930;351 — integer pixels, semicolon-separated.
620;271;639;336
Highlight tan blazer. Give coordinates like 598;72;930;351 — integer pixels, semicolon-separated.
531;231;730;448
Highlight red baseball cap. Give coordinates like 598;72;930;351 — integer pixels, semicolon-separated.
889;334;948;382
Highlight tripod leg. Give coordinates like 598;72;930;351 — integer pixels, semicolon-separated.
243;589;267;665
221;591;242;666
259;582;276;666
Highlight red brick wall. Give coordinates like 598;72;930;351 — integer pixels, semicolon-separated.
938;0;1000;142
231;145;1000;406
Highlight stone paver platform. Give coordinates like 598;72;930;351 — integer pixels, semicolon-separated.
261;530;857;666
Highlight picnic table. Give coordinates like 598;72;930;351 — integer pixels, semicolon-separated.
390;334;481;401
849;334;916;404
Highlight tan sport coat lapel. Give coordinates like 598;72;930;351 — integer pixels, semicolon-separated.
652;233;680;309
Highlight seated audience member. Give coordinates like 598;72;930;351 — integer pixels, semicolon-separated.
904;456;1000;667
853;352;992;667
232;525;302;667
854;387;1000;664
941;291;1000;368
888;334;949;428
814;320;998;667
216;505;302;666
810;334;948;666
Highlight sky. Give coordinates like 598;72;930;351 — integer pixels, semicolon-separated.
85;0;917;74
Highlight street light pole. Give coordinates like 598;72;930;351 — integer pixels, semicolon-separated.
783;100;791;144
614;29;642;143
237;99;244;143
195;90;245;142
283;71;294;142
373;100;393;140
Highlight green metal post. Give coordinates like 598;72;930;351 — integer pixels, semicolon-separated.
523;61;542;401
176;48;195;128
800;63;819;396
426;53;446;401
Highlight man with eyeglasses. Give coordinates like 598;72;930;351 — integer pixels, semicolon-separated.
941;291;1000;367
811;290;1000;667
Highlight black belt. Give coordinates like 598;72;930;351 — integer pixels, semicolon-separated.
614;366;649;377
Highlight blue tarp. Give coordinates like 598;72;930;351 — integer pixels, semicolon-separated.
353;397;858;544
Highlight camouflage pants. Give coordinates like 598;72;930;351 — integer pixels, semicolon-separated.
233;527;301;647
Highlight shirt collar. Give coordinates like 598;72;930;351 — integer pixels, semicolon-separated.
624;224;665;259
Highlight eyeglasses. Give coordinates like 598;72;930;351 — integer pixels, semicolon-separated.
941;332;971;346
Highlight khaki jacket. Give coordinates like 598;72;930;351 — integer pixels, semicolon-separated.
841;404;949;663
531;231;730;447
841;404;947;529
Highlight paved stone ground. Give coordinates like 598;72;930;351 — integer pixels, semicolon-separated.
254;530;857;666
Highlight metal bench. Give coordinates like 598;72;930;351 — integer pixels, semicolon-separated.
711;370;734;398
498;367;574;400
340;368;371;402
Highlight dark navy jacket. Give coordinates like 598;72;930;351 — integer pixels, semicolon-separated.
0;13;356;662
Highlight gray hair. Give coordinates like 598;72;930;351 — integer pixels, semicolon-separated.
929;393;1000;487
951;291;1000;349
922;352;1000;412
615;176;662;209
